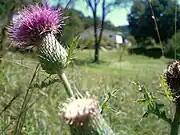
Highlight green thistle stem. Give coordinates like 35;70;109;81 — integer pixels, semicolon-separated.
170;103;180;135
58;71;74;97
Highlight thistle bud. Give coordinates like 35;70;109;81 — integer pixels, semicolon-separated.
38;32;67;74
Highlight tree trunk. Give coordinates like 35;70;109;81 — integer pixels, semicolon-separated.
92;5;99;63
86;0;107;63
94;0;106;63
96;0;106;59
94;42;99;62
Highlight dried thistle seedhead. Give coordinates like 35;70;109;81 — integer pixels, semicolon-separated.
8;4;64;46
60;93;115;135
164;61;180;100
60;96;100;126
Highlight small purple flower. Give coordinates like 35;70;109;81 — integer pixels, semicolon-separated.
8;4;64;45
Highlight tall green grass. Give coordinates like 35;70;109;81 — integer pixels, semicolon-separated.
0;50;172;135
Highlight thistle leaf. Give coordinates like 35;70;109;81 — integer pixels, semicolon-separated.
142;111;149;118
66;36;80;65
32;77;60;89
134;81;172;124
100;91;117;114
159;75;173;101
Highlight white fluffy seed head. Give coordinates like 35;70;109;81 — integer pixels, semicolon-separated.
60;96;100;126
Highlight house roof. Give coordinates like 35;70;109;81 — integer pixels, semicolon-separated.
79;27;118;39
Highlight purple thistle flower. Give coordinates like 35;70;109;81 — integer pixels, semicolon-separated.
8;4;64;46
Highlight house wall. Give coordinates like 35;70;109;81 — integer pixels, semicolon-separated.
79;27;132;48
79;27;117;43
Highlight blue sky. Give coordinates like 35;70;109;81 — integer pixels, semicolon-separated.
74;0;180;27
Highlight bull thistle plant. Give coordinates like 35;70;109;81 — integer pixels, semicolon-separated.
134;61;180;135
8;3;115;135
8;4;75;97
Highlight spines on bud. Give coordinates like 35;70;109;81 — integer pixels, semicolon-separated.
38;33;67;74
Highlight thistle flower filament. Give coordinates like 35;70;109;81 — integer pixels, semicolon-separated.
8;4;63;46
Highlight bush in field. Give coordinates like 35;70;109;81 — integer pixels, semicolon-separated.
136;37;157;47
79;37;94;49
101;35;115;49
127;35;137;46
165;31;180;59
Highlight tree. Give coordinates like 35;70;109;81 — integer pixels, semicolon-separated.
60;9;85;44
128;0;179;44
59;8;118;45
84;0;130;62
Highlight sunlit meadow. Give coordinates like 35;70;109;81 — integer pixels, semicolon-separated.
0;50;172;135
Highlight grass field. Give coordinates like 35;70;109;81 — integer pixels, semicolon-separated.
0;50;175;135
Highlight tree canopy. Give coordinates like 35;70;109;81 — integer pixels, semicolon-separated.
128;0;180;43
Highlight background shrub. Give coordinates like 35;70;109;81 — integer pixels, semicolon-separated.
164;31;180;59
128;47;162;58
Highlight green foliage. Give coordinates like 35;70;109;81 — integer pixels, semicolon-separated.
66;36;79;65
133;82;172;124
60;9;84;45
127;35;137;46
165;31;180;58
100;91;118;114
159;75;173;101
79;37;94;49
0;51;173;135
0;0;14;15
128;47;162;58
128;0;179;43
101;36;115;49
142;37;156;47
60;9;117;45
32;76;60;89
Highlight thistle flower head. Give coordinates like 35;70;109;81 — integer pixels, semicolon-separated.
164;61;180;100
61;96;100;126
8;4;64;46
